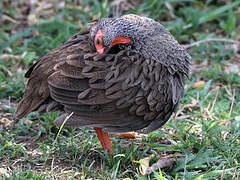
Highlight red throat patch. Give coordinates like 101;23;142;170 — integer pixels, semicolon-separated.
110;36;132;47
94;30;132;54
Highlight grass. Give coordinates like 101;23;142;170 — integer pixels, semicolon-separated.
0;0;240;179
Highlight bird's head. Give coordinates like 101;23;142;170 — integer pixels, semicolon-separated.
89;14;190;72
90;17;137;54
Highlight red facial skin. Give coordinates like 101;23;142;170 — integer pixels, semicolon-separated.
94;29;132;54
94;30;105;54
110;36;132;47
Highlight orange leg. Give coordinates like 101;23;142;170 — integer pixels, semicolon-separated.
94;127;113;156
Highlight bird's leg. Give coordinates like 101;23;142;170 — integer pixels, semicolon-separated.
94;127;113;156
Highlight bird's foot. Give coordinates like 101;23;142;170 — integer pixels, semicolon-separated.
94;127;113;157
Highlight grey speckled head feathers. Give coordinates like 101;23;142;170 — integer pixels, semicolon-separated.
90;14;191;75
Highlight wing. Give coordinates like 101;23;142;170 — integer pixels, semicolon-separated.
15;30;90;119
49;47;186;133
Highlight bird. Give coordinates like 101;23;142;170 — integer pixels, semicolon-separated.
15;14;191;156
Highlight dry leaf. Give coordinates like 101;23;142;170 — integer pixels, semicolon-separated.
24;119;33;125
191;60;208;74
5;47;12;53
184;98;199;109
58;1;65;8
147;158;178;174
36;2;53;12
26;150;43;156
224;44;239;53
224;64;240;75
0;168;10;178
175;115;191;120
27;14;38;24
113;132;136;139
147;154;184;174
0;54;21;60
0;118;14;127
139;154;154;175
191;80;205;89
219;120;229;126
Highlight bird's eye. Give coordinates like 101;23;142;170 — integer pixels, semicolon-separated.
96;38;101;45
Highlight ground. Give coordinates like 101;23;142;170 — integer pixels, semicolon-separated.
0;0;240;179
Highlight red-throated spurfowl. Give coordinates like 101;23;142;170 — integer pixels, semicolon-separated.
15;14;191;156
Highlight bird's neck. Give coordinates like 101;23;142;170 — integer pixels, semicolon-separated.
125;28;190;75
